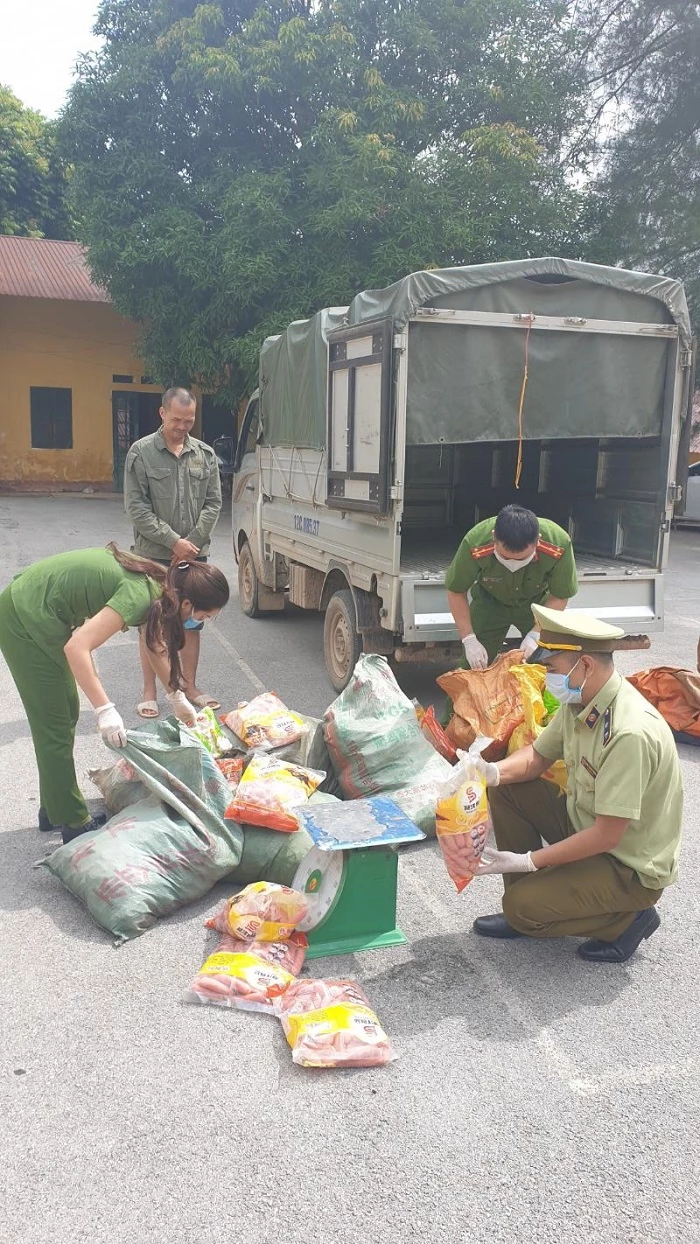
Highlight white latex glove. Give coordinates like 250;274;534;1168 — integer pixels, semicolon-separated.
476;848;537;875
462;633;488;670
471;755;501;787
166;689;198;727
94;702;127;748
520;630;540;660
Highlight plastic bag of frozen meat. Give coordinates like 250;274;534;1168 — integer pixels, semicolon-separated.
211;881;309;942
185;931;308;1013
276;979;397;1068
435;737;493;893
224;754;324;832
215;755;246;791
222;693;308;751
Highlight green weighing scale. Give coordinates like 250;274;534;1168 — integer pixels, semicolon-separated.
292;796;425;960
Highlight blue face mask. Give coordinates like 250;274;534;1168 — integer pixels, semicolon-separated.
183;606;204;630
545;659;587;707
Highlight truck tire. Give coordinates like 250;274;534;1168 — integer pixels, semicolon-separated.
324;589;363;692
238;541;261;618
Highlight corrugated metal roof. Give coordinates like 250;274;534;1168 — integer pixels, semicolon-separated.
0;236;110;302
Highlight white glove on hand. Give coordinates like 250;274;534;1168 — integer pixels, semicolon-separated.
471;755;501;787
166;689;198;727
520;630;540;660
94;702;127;748
476;848;537;875
462;633;489;670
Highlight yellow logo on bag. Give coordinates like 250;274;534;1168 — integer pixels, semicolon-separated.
437;780;489;838
285;1003;380;1046
198;951;294;992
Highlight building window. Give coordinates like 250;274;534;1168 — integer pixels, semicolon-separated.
112;374;134;384
30;387;73;449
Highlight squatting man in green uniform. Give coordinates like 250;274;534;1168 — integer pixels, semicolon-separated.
0;546;229;844
471;604;683;964
445;505;578;669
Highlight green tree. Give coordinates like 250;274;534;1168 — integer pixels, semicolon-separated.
0;85;74;238
580;2;700;312
62;0;592;399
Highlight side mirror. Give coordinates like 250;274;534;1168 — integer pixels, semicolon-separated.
213;435;234;465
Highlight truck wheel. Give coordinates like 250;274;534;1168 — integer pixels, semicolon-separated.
238;541;261;618
324;589;363;692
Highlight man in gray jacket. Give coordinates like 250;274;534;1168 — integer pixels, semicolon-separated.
124;386;222;717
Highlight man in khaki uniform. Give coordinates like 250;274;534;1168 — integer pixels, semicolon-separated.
124;387;222;716
471;604;683;963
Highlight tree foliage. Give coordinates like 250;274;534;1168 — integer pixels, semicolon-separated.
62;0;592;399
580;1;700;312
0;85;74;238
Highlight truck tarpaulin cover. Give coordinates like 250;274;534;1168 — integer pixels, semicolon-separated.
258;258;691;451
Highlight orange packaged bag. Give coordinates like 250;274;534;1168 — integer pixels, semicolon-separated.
224;754;325;831
435;739;492;892
209;882;309;942
215;756;246;789
438;650;528;759
222;693;308;751
421;706;458;763
627;666;700;738
185;930;308;1012
276;979;396;1068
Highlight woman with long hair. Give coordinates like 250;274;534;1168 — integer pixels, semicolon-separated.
0;543;229;843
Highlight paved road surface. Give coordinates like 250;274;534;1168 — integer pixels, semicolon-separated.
1;495;699;1244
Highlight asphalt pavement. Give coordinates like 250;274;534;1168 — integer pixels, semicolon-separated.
1;494;699;1244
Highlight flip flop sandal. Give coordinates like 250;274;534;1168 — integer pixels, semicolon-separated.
190;694;222;710
137;700;160;719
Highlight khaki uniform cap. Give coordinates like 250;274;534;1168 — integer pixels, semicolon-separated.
532;604;625;653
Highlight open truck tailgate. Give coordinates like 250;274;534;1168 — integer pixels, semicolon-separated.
400;554;662;643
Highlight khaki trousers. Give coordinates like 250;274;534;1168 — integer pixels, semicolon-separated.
488;779;662;942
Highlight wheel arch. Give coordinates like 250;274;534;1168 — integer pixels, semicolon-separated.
320;564;355;618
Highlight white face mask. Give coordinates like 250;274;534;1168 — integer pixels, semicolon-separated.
545;659;588;707
493;549;537;574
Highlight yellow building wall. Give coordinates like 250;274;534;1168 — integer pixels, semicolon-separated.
0;296;164;487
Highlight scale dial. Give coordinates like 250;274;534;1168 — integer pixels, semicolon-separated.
292;846;346;932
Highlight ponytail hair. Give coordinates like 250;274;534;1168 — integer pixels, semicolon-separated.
106;543;230;691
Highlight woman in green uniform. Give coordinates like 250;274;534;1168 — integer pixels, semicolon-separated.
0;544;229;842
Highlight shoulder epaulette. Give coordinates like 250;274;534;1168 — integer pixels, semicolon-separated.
536;538;565;560
471;542;495;560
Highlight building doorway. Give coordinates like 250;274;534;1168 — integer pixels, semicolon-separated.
112;392;162;490
201;395;237;448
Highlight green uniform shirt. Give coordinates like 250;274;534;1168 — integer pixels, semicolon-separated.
10;548;161;653
533;671;683;889
444;516;577;609
124;429;222;560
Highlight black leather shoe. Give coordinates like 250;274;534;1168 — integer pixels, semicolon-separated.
61;814;107;845
473;913;524;939
577;907;661;963
38;807;56;832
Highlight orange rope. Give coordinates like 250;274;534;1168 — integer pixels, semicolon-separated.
515;314;534;489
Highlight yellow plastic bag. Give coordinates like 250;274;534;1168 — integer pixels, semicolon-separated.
223;882;309;941
224;754;325;831
507;665;568;791
277;979;396;1068
435;738;492;892
222;693;308;751
186;931;307;1013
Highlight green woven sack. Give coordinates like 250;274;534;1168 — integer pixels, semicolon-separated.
44;719;311;942
323;655;451;799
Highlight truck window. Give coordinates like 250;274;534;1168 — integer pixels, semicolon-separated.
236;400;259;467
326;318;393;515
